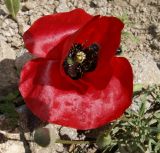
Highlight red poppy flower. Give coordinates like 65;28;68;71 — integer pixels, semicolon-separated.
19;9;133;130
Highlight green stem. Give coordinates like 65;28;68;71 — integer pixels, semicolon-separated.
104;121;117;136
55;139;95;145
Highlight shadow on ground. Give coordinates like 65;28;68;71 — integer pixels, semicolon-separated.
0;53;47;153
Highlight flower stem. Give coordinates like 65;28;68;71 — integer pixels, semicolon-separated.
55;139;95;144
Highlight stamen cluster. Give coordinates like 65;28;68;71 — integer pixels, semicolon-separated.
63;43;99;80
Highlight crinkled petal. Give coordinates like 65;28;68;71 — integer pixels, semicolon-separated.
19;57;133;130
19;58;88;95
23;9;92;58
61;16;124;89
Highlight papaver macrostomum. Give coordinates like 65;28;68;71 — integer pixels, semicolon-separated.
19;9;133;130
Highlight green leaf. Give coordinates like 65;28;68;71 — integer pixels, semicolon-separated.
154;111;160;118
133;84;143;93
139;94;147;117
5;0;20;19
112;127;120;135
118;144;129;153
149;119;157;125
148;139;156;152
155;142;160;153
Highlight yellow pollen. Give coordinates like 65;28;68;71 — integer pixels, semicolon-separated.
76;51;86;63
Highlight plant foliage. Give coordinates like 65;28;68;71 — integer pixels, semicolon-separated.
5;0;20;19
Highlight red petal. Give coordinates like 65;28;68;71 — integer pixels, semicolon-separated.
19;57;133;130
61;16;124;89
19;58;88;95
23;9;92;58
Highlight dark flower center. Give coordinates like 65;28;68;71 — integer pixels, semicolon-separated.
63;43;99;80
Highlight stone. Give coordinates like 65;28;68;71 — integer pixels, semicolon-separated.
0;40;18;98
60;126;78;140
15;52;33;72
30;13;42;24
56;0;69;12
126;52;160;84
0;35;7;42
25;1;37;10
87;8;96;15
113;0;128;7
130;0;142;6
2;31;11;37
11;38;22;48
0;59;18;98
0;40;16;60
0;18;3;27
0;9;7;16
1;142;25;153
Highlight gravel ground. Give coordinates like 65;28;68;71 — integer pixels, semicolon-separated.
0;0;160;152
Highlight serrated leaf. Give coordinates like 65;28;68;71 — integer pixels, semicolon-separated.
154;111;160;118
155;143;160;153
112;127;120;135
5;0;20;19
149;119;157;125
139;94;147;117
148;139;156;152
